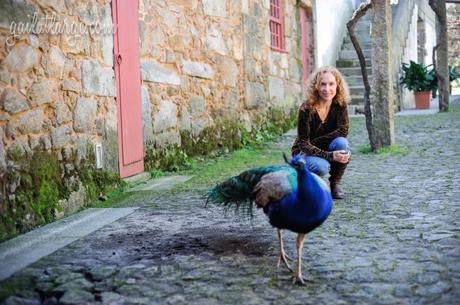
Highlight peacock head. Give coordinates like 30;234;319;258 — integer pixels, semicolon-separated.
283;153;308;170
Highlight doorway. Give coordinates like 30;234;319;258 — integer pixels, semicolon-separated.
112;0;144;178
300;6;316;85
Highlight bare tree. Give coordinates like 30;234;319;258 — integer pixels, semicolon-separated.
347;1;375;149
347;0;395;151
429;0;449;112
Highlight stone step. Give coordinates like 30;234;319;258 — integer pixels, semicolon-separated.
351;28;371;34
339;66;372;77
344;35;372;44
122;172;151;187
336;58;372;68
348;104;365;115
339;49;372;60
348;86;381;97
338;14;372;98
349;86;367;96
350;95;365;105
342;41;372;50
345;74;373;86
347;28;371;35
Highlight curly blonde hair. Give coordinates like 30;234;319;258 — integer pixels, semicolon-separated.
304;66;350;107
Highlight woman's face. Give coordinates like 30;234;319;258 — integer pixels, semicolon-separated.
317;71;337;103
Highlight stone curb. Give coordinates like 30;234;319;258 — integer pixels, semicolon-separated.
0;207;137;280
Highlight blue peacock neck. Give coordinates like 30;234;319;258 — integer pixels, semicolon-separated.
296;166;325;209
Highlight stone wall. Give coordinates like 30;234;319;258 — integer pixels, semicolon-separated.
0;0;118;170
0;0;118;237
138;0;304;148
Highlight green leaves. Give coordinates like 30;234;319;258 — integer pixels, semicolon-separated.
400;61;460;92
449;65;459;82
399;61;437;92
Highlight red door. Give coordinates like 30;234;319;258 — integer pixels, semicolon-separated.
112;0;144;178
300;6;315;85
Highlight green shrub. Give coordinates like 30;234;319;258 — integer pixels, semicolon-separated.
400;61;437;92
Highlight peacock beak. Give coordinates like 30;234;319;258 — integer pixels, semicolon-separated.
283;153;306;168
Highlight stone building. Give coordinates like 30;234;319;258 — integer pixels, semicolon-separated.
0;0;449;239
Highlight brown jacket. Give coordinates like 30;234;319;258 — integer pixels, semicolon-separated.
291;100;349;161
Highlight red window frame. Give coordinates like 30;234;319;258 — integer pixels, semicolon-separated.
269;0;285;52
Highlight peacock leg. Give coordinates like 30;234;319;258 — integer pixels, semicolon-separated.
277;229;292;272
293;233;307;285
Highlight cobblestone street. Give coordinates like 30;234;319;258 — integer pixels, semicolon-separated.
1;100;460;305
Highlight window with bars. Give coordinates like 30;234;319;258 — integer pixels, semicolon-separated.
269;0;285;51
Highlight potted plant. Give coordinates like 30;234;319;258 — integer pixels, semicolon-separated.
400;61;437;109
449;65;460;94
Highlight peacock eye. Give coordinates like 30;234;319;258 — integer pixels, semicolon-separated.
291;159;305;168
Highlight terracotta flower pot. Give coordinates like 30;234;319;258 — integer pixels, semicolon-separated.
414;91;431;109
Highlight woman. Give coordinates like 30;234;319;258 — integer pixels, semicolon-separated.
291;66;350;199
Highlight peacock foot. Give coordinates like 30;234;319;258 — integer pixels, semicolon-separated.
292;274;310;285
277;250;293;272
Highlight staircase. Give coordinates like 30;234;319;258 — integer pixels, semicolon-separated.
336;15;372;115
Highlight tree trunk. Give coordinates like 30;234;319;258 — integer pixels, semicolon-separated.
347;1;377;150
429;0;449;112
370;0;395;148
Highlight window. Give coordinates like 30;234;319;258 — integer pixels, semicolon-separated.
269;0;285;51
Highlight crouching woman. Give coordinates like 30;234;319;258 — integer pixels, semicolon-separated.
292;66;351;199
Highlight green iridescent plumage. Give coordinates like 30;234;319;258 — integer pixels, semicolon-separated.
206;165;297;216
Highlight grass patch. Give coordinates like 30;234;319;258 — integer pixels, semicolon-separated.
150;169;166;179
86;187;133;208
357;146;372;154
175;146;289;193
358;145;409;155
377;145;410;154
446;105;460;113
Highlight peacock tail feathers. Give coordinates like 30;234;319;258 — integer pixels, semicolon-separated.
206;165;296;218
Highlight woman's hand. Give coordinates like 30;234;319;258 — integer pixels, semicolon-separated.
332;150;350;164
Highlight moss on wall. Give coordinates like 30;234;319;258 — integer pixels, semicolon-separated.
144;106;298;173
0;149;65;241
0;146;123;242
79;151;123;203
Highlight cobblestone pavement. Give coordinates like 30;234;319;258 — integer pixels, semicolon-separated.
1;101;460;305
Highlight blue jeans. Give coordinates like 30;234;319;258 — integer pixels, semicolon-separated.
304;137;349;177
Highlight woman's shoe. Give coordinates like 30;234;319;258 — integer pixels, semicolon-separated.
331;183;344;199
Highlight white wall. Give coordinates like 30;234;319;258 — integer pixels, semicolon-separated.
417;0;436;66
400;0;437;109
314;0;355;67
401;4;419;109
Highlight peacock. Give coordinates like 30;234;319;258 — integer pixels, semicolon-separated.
206;154;333;284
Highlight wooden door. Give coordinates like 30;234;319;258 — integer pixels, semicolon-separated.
300;6;315;85
112;0;144;178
